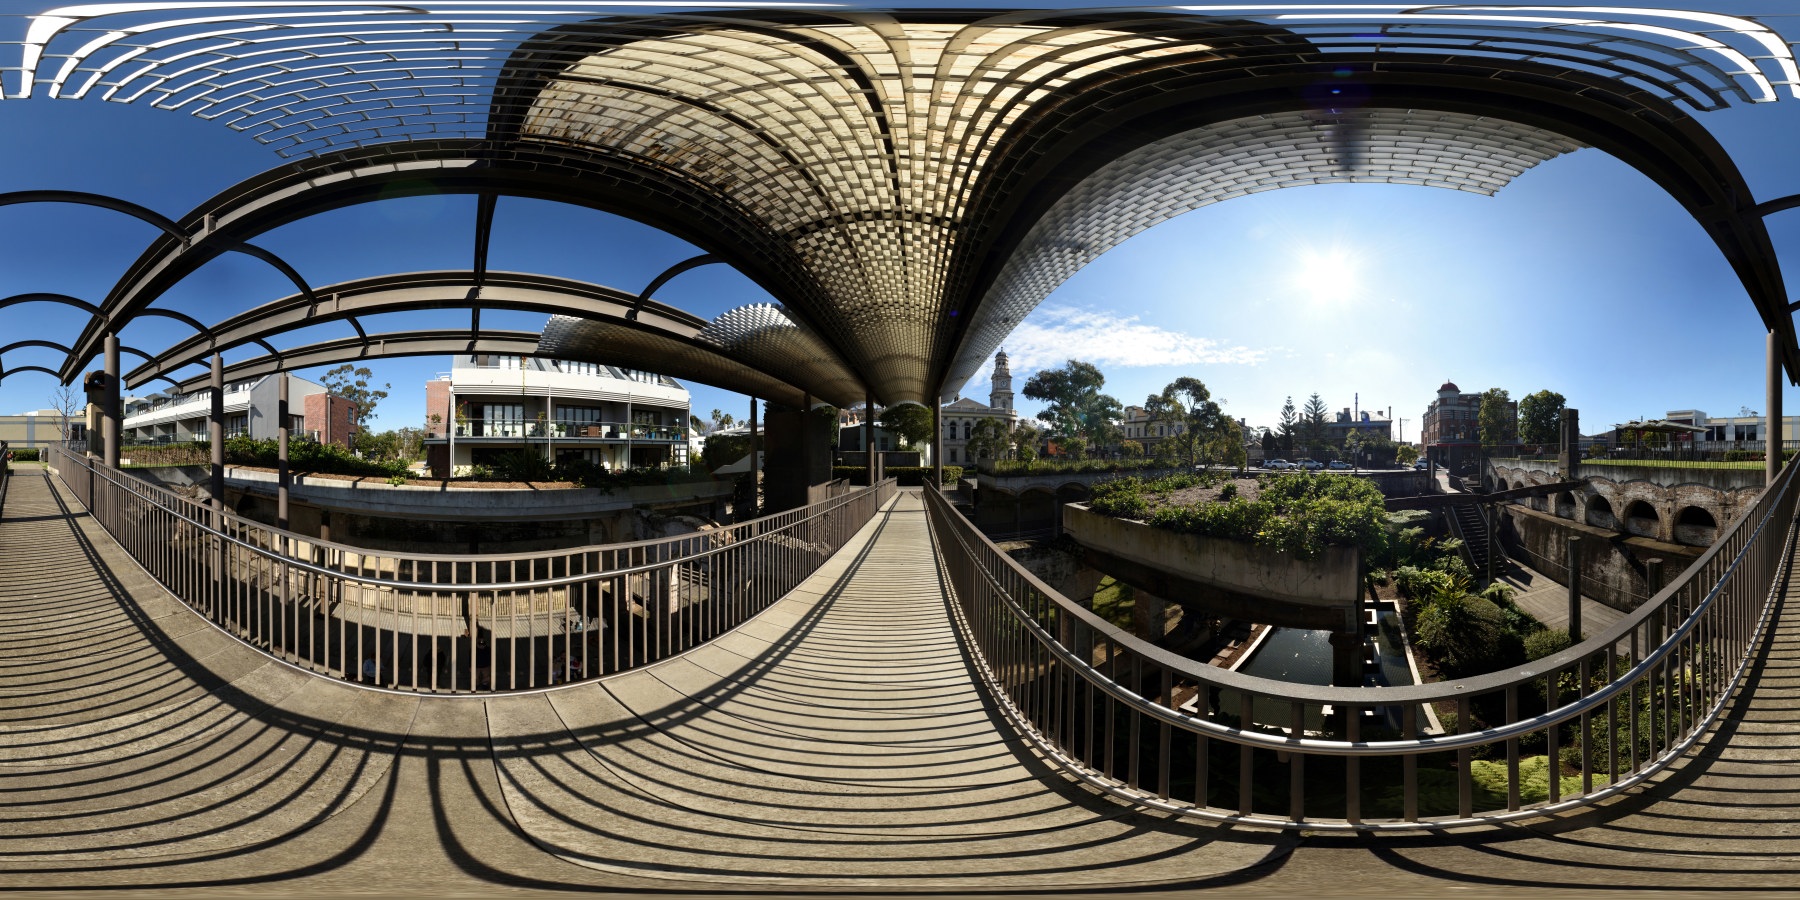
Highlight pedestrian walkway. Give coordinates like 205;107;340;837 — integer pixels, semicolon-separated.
1497;557;1626;637
0;470;1283;893
9;465;1800;896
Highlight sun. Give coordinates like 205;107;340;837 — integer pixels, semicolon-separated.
1293;245;1361;305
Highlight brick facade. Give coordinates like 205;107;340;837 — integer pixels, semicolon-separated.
303;393;358;449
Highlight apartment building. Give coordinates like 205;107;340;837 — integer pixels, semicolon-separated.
423;354;690;476
120;373;355;448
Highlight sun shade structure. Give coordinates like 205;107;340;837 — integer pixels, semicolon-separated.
4;4;1798;398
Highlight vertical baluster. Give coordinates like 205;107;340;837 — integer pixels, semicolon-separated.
1344;705;1360;825
1289;699;1304;824
1457;696;1473;819
1505;684;1520;812
1238;692;1254;817
1158;668;1172;801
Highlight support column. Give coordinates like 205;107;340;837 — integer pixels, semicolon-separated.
102;333;120;468
277;374;290;530
932;402;943;492
210;352;225;512
1769;330;1784;485
1329;628;1364;688
749;396;760;500
1566;535;1583;640
447;390;456;478
802;392;813;499
864;391;876;486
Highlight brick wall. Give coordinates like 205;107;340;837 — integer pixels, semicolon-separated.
302;393;359;449
425;379;450;437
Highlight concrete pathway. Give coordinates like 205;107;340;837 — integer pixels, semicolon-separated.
1499;558;1627;637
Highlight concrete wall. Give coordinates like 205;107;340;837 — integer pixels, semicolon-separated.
1490;460;1758;548
1498;503;1701;613
1063;503;1359;610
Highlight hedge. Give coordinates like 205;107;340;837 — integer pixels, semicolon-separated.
7;447;40;462
831;465;963;486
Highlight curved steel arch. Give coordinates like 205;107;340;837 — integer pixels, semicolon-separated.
0;339;152;365
125;269;863;406
169;331;546;393
0;364;67;383
0;292;101;317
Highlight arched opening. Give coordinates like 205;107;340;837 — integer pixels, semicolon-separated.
1586;496;1616;530
1554;491;1576;519
1624;500;1660;539
1675;506;1719;547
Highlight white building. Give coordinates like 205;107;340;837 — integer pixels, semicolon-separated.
939;350;1018;465
120;373;356;449
423;354;689;476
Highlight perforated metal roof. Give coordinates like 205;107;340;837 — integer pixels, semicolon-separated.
4;5;1796;396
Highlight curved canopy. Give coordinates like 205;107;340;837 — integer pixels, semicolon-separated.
6;6;1796;397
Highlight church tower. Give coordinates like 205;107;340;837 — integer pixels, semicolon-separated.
989;350;1014;414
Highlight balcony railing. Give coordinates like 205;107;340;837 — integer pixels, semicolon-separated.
450;418;684;441
922;456;1799;831
46;444;895;695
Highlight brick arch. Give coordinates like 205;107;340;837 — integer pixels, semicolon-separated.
1675;505;1719;547
1623;499;1661;539
1586;493;1617;530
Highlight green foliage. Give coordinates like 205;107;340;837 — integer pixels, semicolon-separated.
1478;387;1514;447
877;403;936;448
1022;360;1122;448
1414;592;1505;677
1469;755;1599;806
320;364;389;437
1276;396;1298;459
983;457;1182;476
1144;376;1229;467
385;473;409;486
702;433;752;472
1525;628;1573;662
1396;444;1419;466
1517;389;1567;447
1301;393;1329;445
1091;471;1386;560
223;435;407;478
7;447;39;462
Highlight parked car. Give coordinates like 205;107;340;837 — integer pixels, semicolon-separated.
1414;460;1429;470
1327;460;1352;470
1299;459;1324;471
1264;458;1292;469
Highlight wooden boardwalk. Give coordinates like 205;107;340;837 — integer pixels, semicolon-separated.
7;464;1800;896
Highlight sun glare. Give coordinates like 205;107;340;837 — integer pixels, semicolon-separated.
1293;245;1360;304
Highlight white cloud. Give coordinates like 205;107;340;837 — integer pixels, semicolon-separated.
998;305;1270;375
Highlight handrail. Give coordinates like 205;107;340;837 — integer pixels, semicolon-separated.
924;455;1799;828
46;443;899;695
0;440;10;520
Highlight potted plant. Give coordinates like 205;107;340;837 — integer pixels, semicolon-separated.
455;402;469;436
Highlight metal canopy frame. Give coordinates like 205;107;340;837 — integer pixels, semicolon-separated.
4;5;1796;403
167;330;544;393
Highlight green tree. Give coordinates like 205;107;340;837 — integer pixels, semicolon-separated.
1145;376;1228;467
1478;387;1515;447
321;364;389;452
690;414;707;435
1261;428;1279;461
1397;444;1420;466
966;417;1011;461
1277;396;1298;458
1010;420;1041;461
1022;360;1122;450
1517;389;1567;447
877;403;936;449
1301;393;1330;446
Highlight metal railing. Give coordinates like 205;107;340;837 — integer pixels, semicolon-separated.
0;441;10;520
47;444;896;695
922;457;1800;830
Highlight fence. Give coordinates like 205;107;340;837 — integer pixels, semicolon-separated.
923;456;1799;830
0;441;9;520
48;445;895;694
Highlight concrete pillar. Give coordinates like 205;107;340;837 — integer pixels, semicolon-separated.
749;396;760;501
864;391;876;486
1560;407;1580;479
277;374;290;530
210;352;224;512
1132;589;1167;641
1769;330;1783;485
932;402;943;492
102;333;120;469
1566;534;1582;640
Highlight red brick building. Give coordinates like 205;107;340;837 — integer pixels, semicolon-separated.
303;392;358;449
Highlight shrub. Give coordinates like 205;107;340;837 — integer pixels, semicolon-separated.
8;447;40;462
1525;628;1573;662
1414;591;1504;677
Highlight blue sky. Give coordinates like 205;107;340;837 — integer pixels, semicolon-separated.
4;3;1800;444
